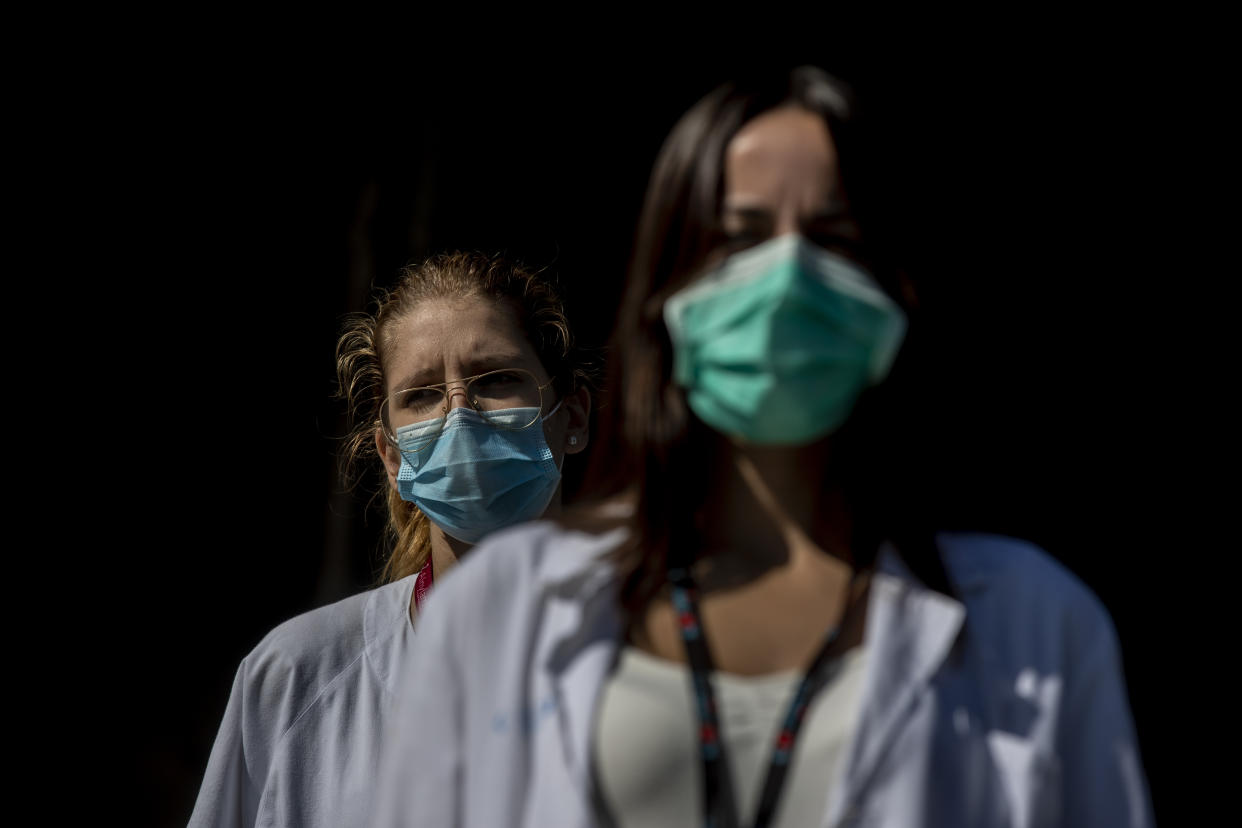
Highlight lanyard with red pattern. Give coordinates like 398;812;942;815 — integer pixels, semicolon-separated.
668;566;857;828
414;558;434;613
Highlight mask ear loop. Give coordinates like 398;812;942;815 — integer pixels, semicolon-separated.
540;398;564;422
538;397;569;472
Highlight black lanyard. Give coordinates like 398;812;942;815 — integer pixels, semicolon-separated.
668;566;857;828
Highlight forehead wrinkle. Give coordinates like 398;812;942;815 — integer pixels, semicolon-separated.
396;334;528;376
382;298;540;394
452;337;527;369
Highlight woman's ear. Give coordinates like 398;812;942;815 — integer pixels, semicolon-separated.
375;425;402;489
561;386;592;455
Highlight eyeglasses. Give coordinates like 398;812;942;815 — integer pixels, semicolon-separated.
380;368;555;452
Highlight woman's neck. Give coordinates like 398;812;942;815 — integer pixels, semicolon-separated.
429;528;468;580
631;435;867;674
692;435;854;588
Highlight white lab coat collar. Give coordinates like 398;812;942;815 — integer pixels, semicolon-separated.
534;533;966;824
829;542;966;822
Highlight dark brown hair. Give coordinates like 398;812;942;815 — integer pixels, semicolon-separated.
337;250;596;583
581;66;951;615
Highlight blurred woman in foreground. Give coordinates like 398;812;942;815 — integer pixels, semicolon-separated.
379;70;1152;828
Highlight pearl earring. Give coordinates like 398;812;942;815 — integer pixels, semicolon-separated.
569;436;578;446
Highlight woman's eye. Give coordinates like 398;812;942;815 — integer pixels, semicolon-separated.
721;230;767;253
808;232;864;257
401;388;442;408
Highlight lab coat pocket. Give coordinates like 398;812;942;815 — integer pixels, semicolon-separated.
986;730;1062;828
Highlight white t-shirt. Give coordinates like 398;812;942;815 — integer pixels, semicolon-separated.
188;574;418;828
594;644;868;827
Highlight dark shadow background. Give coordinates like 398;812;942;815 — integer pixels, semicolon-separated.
109;32;1181;827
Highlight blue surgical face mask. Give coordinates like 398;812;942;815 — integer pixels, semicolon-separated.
394;402;563;544
663;234;907;445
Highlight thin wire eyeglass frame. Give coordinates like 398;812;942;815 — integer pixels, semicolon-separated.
380;368;557;453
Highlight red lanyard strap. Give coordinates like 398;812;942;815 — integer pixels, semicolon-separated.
414;558;434;613
668;566;856;828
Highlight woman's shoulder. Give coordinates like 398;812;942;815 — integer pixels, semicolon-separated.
936;533;1102;609
239;575;417;716
933;532;1120;658
422;518;627;625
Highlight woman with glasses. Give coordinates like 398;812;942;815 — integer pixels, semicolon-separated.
189;251;592;827
378;69;1153;827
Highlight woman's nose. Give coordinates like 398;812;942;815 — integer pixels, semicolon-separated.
445;384;472;411
773;211;802;238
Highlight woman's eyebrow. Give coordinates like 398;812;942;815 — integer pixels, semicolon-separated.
810;203;853;218
803;209;858;226
392;353;532;391
722;203;852;221
721;206;776;229
722;204;774;219
391;371;435;392
460;354;530;376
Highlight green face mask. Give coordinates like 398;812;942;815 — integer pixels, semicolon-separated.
663;234;907;446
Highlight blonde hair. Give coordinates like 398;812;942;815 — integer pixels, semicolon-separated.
336;250;594;583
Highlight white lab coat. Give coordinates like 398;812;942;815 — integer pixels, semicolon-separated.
377;523;1153;827
189;574;418;828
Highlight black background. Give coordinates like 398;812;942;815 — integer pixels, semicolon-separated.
90;26;1190;826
